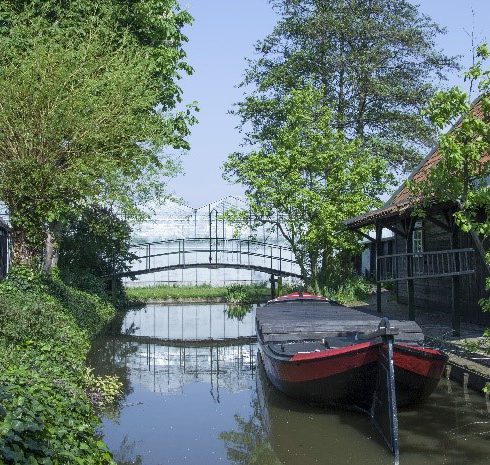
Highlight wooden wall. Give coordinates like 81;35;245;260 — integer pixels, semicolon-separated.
394;217;490;325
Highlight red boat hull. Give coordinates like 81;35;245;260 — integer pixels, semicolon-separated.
259;340;447;408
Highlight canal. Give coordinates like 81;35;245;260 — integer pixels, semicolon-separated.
89;303;490;465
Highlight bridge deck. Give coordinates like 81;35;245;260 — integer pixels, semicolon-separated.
119;262;303;279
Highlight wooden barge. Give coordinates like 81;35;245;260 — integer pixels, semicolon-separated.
256;292;448;456
256;293;447;408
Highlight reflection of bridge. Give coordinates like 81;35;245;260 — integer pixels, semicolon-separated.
104;337;257;397
118;238;303;279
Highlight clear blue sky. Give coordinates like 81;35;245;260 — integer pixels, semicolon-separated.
167;0;490;208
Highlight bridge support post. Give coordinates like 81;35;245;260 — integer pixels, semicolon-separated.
270;274;276;299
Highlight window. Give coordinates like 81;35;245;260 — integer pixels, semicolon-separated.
413;229;423;254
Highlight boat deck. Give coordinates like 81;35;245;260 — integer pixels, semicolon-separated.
256;300;424;346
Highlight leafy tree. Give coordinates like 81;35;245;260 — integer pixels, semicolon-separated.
409;44;490;247
224;87;390;292
237;0;458;172
0;2;195;269
410;44;490;389
0;1;193;112
58;206;134;297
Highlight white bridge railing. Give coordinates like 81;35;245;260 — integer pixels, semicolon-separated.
123;237;301;278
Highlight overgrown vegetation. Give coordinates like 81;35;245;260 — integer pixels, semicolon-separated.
126;283;270;304
0;1;195;457
0;268;120;464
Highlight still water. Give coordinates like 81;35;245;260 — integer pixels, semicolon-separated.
89;303;490;465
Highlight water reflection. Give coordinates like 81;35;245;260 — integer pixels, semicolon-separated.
90;337;258;465
226;303;254;322
247;357;490;465
225;356;393;465
89;304;490;465
119;303;256;341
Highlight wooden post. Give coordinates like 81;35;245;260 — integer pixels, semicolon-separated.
270;274;276;299
111;275;117;306
451;224;461;336
375;224;382;313
277;276;283;297
406;219;415;321
370;317;400;461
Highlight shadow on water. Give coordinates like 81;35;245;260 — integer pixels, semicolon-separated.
88;303;490;465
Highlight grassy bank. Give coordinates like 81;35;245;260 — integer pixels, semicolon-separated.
126;283;271;303
0;269;118;464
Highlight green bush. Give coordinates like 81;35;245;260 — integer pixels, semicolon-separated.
0;344;113;465
226;284;248;304
226;283;270;304
0;268;118;464
325;276;371;304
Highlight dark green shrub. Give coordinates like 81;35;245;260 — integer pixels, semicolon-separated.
0;344;113;465
0;268;118;464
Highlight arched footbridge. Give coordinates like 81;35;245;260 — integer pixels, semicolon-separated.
117;238;303;279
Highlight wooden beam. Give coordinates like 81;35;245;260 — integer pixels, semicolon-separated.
355;230;375;242
425;214;451;232
384;224;407;238
469;230;490;275
451;226;461;337
270;274;276;299
406;219;416;321
376;224;383;313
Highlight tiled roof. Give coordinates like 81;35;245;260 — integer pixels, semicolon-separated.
346;95;487;230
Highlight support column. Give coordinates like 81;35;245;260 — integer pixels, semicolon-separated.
270;275;276;299
451;224;461;336
375;223;383;313
406;220;415;321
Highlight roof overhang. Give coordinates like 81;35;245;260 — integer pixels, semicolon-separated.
344;202;411;230
345;201;457;231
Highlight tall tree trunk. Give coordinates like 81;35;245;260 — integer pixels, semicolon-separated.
308;251;320;293
44;221;61;273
